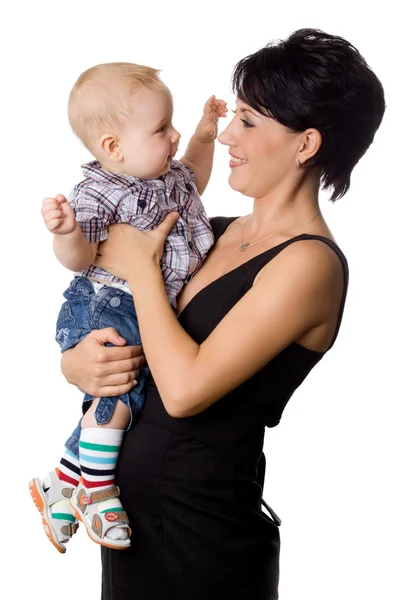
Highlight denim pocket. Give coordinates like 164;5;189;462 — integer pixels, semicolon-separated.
55;300;82;352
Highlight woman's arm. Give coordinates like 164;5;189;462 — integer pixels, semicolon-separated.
95;218;343;418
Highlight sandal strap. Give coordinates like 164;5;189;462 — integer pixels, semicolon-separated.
60;522;79;537
75;485;120;512
71;483;132;545
92;510;130;539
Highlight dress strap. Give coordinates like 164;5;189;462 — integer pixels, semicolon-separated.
210;216;238;241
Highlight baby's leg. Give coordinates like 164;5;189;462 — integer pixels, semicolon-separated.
74;398;131;544
81;397;130;429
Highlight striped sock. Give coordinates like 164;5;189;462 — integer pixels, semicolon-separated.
57;449;81;488
79;428;124;492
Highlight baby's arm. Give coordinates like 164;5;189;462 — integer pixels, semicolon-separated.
180;95;227;195
42;194;98;271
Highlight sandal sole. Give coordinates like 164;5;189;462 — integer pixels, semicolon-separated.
29;478;66;554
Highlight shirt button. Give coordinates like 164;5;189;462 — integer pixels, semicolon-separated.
110;297;121;308
138;199;147;209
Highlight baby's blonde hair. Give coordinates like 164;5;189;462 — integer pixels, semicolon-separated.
68;62;167;151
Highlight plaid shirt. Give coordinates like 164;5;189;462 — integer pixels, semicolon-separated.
69;160;214;308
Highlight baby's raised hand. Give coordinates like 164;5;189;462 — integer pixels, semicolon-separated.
42;194;77;234
194;95;228;143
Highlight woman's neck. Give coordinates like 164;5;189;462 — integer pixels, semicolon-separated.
244;177;321;237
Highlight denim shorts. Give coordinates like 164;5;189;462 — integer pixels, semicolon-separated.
55;276;149;457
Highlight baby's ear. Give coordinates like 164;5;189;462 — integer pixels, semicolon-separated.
99;133;123;162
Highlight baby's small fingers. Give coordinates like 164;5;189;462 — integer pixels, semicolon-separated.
205;94;216;105
41;198;59;213
43;208;63;222
215;100;228;113
203;95;216;112
46;217;63;232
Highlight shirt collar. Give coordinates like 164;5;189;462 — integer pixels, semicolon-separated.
81;160;187;193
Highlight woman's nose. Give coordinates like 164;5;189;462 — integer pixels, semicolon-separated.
218;121;235;146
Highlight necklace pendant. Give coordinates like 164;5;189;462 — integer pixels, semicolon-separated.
239;242;250;252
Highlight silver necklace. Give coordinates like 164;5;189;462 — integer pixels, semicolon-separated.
236;210;321;252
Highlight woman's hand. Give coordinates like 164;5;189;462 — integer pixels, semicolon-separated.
95;212;180;285
61;328;146;397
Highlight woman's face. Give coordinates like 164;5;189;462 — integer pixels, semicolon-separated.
218;98;302;199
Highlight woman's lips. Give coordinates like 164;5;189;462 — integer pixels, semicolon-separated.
229;154;248;168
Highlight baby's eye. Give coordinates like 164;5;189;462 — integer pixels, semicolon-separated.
156;125;167;134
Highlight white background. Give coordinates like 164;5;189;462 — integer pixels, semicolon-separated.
1;1;399;598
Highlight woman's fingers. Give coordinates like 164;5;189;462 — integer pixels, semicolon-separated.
94;382;138;398
155;212;180;240
100;370;140;387
86;327;130;348
101;356;145;377
94;346;145;367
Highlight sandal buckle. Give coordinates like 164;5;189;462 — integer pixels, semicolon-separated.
80;494;92;506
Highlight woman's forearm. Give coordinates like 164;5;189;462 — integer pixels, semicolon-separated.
128;265;200;415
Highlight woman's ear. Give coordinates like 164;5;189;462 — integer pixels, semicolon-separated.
297;128;322;166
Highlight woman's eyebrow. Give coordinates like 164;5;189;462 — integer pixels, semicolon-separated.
240;107;261;119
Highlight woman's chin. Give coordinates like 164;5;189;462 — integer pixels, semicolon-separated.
228;171;240;190
228;172;248;195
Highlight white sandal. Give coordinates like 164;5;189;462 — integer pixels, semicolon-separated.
29;471;79;554
70;483;131;550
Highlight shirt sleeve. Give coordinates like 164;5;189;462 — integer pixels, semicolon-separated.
68;184;120;243
174;160;198;187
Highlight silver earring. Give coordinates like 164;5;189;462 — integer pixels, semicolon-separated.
296;159;302;168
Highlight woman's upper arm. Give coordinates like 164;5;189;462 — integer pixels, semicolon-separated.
176;240;343;416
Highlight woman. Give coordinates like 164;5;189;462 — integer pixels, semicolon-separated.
61;29;385;599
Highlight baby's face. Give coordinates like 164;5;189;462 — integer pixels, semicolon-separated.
118;87;181;179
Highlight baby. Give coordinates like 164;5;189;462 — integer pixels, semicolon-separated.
29;62;227;552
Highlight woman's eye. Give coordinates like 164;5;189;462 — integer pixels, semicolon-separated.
231;109;254;128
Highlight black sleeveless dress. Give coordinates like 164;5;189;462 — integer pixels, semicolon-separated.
101;217;349;600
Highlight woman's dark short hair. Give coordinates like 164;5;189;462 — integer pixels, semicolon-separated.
232;28;386;200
